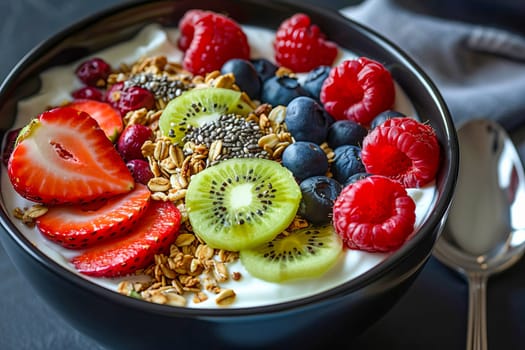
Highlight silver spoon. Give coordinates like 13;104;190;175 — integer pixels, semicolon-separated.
433;119;525;350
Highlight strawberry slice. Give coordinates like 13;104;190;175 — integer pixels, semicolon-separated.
7;107;134;205
36;184;151;249
71;201;182;277
66;99;123;141
2;128;21;166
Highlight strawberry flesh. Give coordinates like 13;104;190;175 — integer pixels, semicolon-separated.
71;201;182;277
66;99;123;142
7;107;134;205
36;184;151;249
2;128;21;166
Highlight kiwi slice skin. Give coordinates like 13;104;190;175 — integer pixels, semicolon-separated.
185;158;301;251
158;87;253;144
239;225;343;283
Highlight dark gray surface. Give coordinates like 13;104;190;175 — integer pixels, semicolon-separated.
1;1;525;349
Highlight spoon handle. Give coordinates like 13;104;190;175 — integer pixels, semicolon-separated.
466;272;488;350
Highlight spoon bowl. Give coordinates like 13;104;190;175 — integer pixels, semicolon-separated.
433;118;525;350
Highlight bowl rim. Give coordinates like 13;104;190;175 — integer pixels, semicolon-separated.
0;0;459;317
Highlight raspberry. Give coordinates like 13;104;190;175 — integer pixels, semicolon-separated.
320;57;395;126
177;9;206;51
75;57;111;87
361;117;440;188
332;175;416;252
179;11;250;75
274;13;338;73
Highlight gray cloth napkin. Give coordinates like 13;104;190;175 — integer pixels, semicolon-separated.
341;0;525;130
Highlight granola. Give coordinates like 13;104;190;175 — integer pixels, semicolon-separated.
10;54;324;307
109;55;291;306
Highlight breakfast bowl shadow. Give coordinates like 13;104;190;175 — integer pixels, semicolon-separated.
0;0;458;349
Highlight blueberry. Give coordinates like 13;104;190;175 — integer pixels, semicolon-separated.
370;110;406;129
344;172;371;187
331;145;366;183
261;75;308;106
327;120;368;149
221;59;261;99
251;58;278;82
302;65;331;101
285;96;333;144
298;176;342;224
281;141;328;181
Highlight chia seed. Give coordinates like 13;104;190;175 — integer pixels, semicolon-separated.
124;73;194;102
183;114;269;164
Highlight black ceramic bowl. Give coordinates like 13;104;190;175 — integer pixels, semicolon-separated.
0;0;458;348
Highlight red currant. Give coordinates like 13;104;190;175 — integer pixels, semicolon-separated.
117;124;154;162
71;86;103;101
75;58;111;87
106;83;155;116
126;159;154;185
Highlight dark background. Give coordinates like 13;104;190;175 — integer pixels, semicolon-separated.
1;1;525;349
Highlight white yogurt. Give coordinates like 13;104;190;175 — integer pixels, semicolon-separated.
1;24;437;308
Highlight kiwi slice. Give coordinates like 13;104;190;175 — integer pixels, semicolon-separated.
185;158;301;251
240;225;343;282
158;87;253;144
